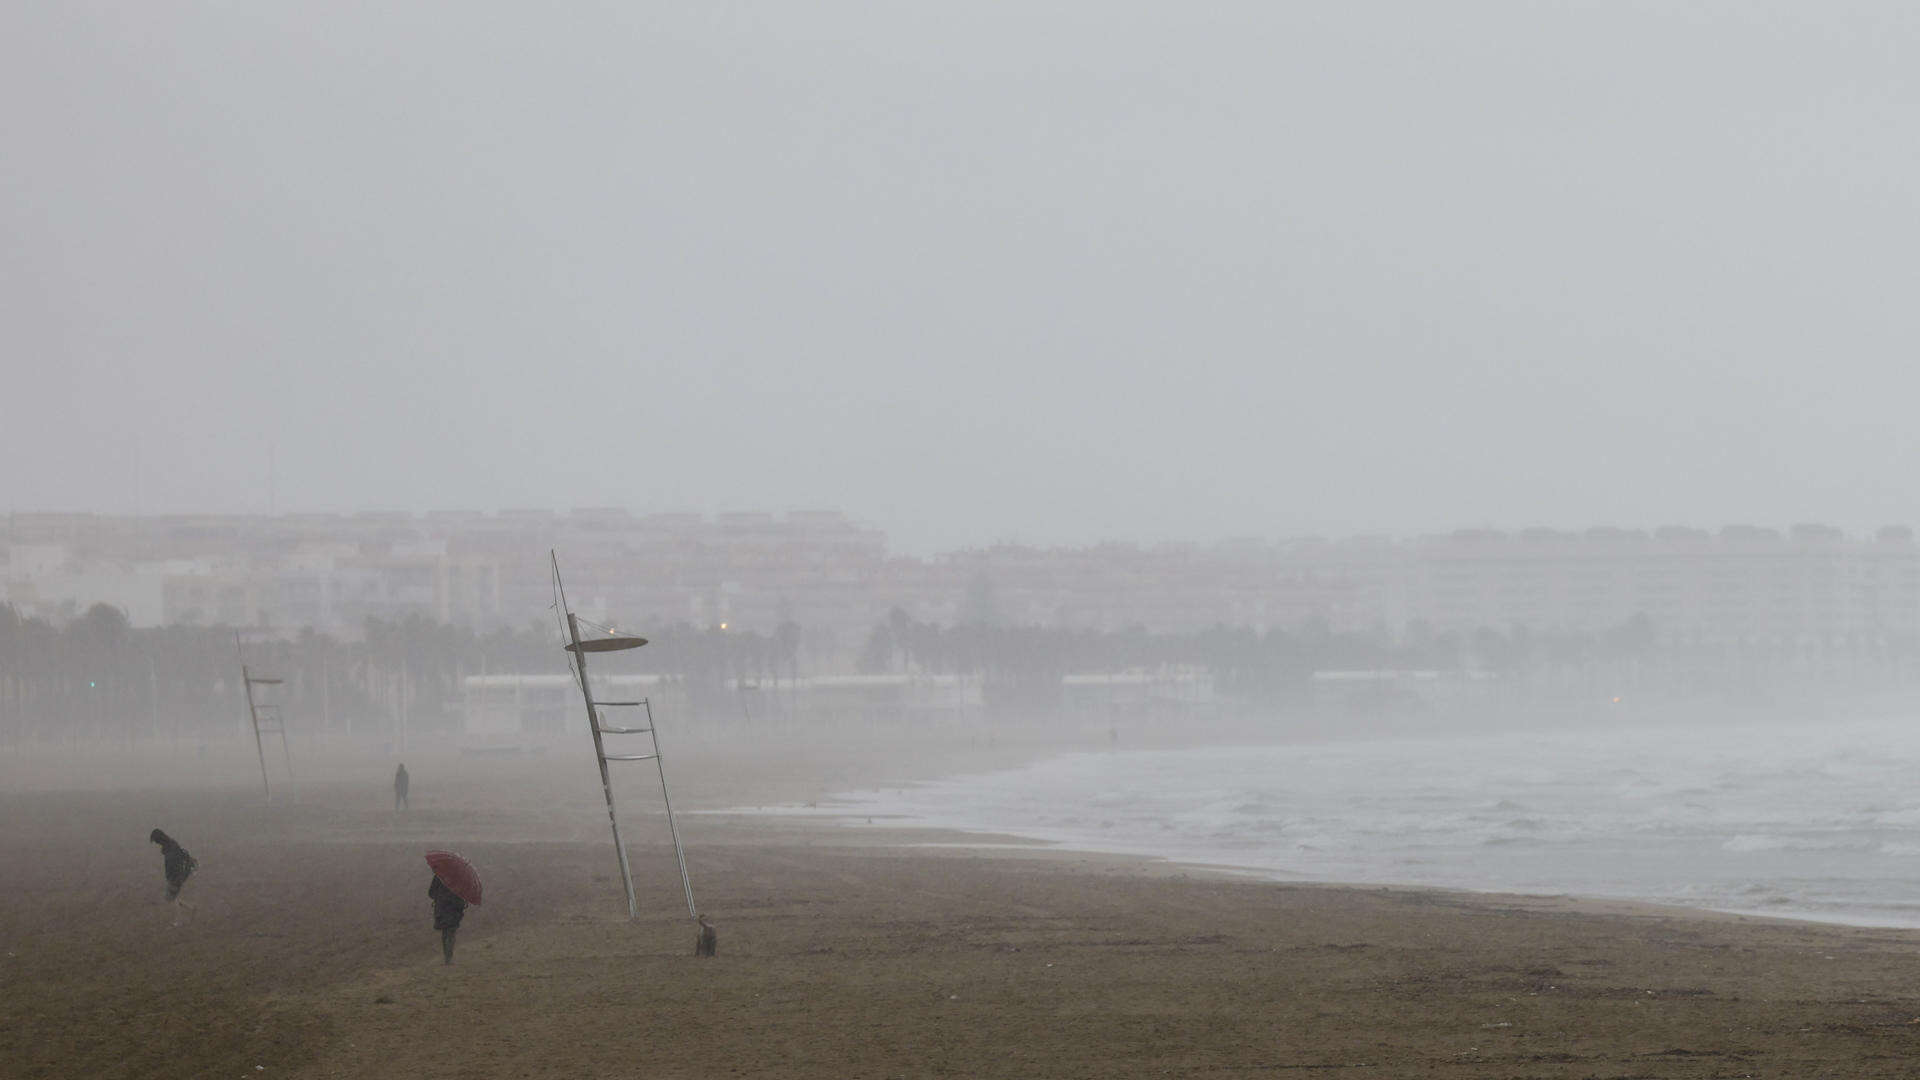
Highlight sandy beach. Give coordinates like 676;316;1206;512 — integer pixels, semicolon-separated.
8;726;1920;1079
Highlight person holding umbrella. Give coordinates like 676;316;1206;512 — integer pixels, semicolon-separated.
425;850;481;965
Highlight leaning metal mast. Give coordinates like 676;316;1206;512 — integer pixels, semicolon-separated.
552;551;697;921
236;633;291;803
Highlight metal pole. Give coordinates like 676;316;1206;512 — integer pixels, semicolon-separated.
323;652;332;740
243;663;270;803
646;698;698;918
147;653;159;743
571;612;639;920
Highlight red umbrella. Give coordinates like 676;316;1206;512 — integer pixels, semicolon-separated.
425;850;482;906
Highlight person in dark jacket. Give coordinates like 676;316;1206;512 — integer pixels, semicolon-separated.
393;763;409;810
149;828;197;925
429;875;467;964
694;913;717;957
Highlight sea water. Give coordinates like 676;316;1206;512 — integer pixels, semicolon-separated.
802;717;1920;928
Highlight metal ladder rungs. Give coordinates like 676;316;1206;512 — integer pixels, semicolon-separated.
553;568;695;922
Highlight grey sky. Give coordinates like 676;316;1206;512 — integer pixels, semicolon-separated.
5;3;1919;553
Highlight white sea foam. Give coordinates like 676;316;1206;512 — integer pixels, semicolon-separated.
769;716;1920;928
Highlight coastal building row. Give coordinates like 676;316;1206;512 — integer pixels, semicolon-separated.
4;512;1918;660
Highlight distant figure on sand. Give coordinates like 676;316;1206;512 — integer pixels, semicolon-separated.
149;828;197;925
694;913;717;957
429;876;467;964
393;763;409;810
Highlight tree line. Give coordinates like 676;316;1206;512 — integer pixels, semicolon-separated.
5;598;1910;744
0;602;802;745
856;608;1920;706
855;608;1676;707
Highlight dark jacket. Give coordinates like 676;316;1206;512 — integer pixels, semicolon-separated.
164;846;195;887
429;876;467;930
150;829;196;890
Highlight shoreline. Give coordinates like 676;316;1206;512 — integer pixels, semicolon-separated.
708;801;1920;937
684;730;1920;936
12;731;1920;1077
14;715;1920;935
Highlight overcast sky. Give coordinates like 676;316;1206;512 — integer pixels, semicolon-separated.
5;3;1920;553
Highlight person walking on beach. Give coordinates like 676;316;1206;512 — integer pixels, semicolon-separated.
149;828;197;926
393;763;409;810
694;913;717;957
429;875;467;964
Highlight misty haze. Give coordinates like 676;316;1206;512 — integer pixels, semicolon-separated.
8;4;1920;1078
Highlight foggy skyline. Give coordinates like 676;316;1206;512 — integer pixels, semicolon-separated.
8;3;1920;555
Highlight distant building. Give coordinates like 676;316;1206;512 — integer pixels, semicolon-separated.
1402;525;1920;647
6;510;1917;668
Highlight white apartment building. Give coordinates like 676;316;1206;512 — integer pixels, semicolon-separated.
6;512;1916;655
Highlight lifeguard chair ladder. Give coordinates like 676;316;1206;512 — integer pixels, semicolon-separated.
242;665;292;802
554;554;697;922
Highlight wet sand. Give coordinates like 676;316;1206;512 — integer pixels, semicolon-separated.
7;727;1920;1078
